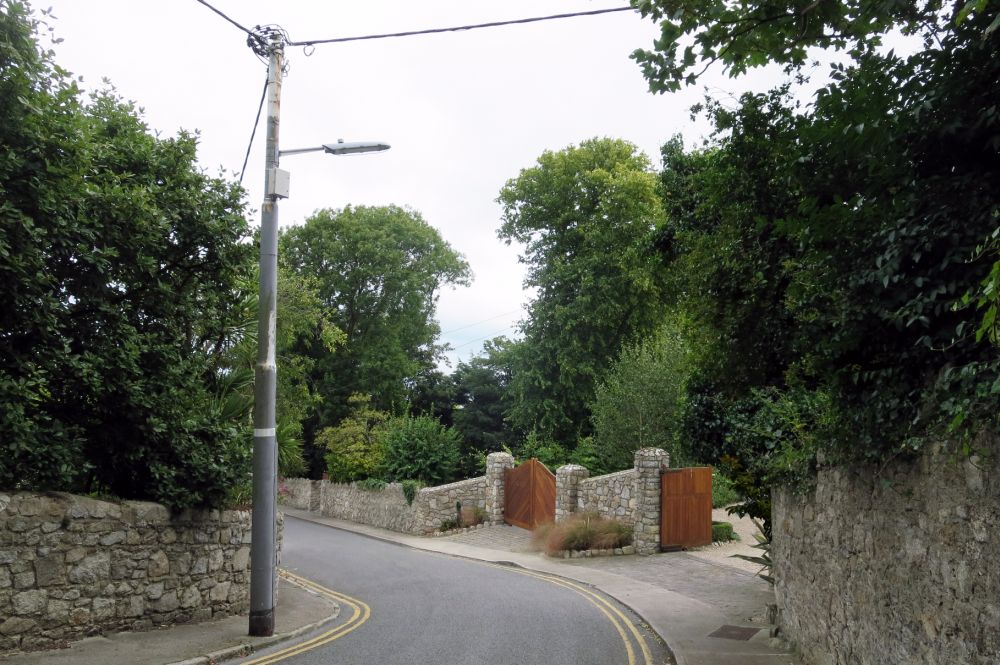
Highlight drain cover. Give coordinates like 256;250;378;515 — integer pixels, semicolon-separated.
708;625;761;641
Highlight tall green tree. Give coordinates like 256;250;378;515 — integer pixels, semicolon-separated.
497;138;669;448
280;205;470;476
451;337;519;475
634;0;1000;526
0;2;255;508
590;321;694;471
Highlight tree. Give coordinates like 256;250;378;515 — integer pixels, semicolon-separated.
318;394;387;483
634;1;1000;527
405;367;456;428
0;2;255;508
497;138;669;448
223;264;344;478
381;415;461;486
451;337;519;476
631;0;998;92
590;321;694;472
280;205;471;476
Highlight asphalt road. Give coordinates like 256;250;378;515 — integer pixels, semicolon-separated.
237;516;670;665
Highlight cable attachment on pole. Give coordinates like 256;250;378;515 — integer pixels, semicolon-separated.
247;24;288;58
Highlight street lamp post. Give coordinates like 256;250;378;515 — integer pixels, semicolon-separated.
248;35;389;638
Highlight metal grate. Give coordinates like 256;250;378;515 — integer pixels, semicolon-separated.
707;625;762;641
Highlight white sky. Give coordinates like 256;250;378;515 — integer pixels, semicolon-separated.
39;1;791;370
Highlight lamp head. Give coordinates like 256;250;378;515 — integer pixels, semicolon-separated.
322;139;391;155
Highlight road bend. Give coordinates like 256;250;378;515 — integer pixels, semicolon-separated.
237;516;671;665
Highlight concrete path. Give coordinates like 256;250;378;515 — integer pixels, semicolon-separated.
282;509;799;665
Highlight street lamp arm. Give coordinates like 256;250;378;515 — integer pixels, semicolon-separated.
278;146;326;157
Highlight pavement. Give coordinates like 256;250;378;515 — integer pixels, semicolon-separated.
0;508;800;665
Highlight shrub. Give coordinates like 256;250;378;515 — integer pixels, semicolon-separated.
439;518;460;532
401;479;423;505
381;415;461;485
356;478;387;492
0;5;255;510
532;513;633;556
731;520;773;585
711;470;741;508
459;505;487;527
320;394;387;483
711;521;735;542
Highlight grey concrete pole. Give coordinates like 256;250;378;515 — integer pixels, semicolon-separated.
249;33;283;638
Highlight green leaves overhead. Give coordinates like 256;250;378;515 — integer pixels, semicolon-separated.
630;0;997;92
497;138;670;448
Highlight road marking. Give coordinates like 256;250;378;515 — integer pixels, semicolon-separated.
240;569;371;665
486;563;655;665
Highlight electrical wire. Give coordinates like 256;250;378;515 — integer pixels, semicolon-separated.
449;326;516;350
239;74;269;184
194;0;256;37
441;310;521;335
286;6;635;47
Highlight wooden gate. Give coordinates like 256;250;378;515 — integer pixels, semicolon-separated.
660;466;712;550
504;458;556;530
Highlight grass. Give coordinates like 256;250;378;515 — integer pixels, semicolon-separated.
532;512;633;556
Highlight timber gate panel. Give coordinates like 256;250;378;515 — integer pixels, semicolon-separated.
660;466;712;550
504;458;556;530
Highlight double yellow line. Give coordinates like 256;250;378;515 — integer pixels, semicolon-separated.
487;563;654;665
242;563;651;665
241;569;371;665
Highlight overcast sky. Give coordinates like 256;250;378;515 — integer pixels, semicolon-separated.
40;1;791;369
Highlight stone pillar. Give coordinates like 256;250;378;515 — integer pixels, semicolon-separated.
555;464;589;522
309;480;322;512
632;447;669;555
485;452;515;524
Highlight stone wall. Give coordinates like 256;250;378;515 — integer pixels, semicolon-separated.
0;492;266;654
280;478;314;511
319;482;417;534
413;476;487;533
554;448;669;555
772;437;1000;665
312;475;490;535
577;469;637;524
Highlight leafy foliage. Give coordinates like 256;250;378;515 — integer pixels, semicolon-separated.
356;477;387;492
280;205;470;476
0;3;255;509
319;394;388;483
451;337;519;475
381;414;461;486
590;321;694;471
640;1;1000;529
401;479;423;505
497;138;670;448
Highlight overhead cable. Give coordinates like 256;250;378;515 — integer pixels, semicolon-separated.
286;6;635;47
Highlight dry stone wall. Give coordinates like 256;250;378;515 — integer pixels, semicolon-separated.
319;482;417;534
772;436;1000;665
577;469;637;524
279;478;314;511
0;492;266;654
309;475;490;535
554;448;669;555
413;476;487;533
